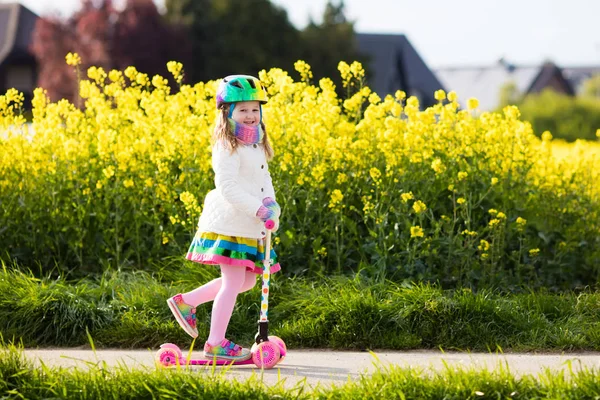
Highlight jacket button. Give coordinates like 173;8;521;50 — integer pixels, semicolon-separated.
261;188;264;192
253;144;257;148
261;165;264;169
261;231;266;235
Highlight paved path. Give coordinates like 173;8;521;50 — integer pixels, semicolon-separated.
24;349;600;389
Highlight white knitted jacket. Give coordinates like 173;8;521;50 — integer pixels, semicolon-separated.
197;141;276;239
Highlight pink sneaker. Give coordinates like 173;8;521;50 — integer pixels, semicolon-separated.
203;339;251;361
166;294;198;338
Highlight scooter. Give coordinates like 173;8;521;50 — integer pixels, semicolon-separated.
155;219;286;369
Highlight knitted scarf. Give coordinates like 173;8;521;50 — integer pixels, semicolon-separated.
228;118;264;145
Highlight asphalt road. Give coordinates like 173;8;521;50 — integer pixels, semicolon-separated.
23;348;600;389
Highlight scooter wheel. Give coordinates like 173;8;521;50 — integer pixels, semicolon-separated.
252;341;280;369
159;343;182;357
155;347;180;367
268;336;287;360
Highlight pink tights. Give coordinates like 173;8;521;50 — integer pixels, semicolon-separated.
181;265;257;346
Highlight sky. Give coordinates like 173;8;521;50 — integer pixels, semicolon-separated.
8;0;600;68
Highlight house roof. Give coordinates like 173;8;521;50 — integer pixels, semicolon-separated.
435;60;542;110
0;2;38;68
562;65;600;94
434;60;575;110
356;33;445;107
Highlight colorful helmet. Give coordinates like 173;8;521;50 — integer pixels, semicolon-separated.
216;75;268;109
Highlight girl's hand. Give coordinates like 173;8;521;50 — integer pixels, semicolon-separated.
257;205;279;232
261;197;281;218
256;205;275;221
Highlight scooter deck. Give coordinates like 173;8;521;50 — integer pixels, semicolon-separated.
165;357;255;366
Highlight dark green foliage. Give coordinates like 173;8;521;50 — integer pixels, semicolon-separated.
1;265;599;351
516;90;600;141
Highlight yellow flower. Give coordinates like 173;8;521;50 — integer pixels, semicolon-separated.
491;177;499;186
368;93;381;104
448;184;455;191
410;225;424;238
123;179;134;188
434;90;446;101
542;131;553;142
447;91;458;102
65;52;81;66
336;173;348;184
458;171;468;181
529;248;540;257
488;209;498;216
431;158;446;174
412;200;427;214
167;61;184;83
317;247;327;257
394;90;406;101
467;98;479;110
457;197;466;205
109;70;122;82
152;75;168;88
401;192;414;203
461;230;477;237
516;217;527;232
478;240;490;251
103;166;115;179
369;167;382;181
489;218;500;227
329;189;344;211
294;60;313;82
496;212;506;220
124;66;138;80
136;73;149;86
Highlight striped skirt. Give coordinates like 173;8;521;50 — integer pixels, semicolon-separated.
186;231;281;275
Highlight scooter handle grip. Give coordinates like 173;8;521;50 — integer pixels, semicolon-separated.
264;220;275;230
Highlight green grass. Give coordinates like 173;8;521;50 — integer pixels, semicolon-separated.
1;261;599;351
1;342;599;399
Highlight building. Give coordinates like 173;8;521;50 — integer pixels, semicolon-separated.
434;59;576;111
0;2;39;108
356;33;445;108
562;65;600;95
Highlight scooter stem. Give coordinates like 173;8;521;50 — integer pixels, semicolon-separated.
256;219;274;344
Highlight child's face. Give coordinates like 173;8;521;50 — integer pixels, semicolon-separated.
230;101;261;126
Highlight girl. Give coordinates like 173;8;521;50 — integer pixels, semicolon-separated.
167;75;282;361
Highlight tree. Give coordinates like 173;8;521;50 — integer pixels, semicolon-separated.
114;0;192;80
164;0;301;82
31;0;190;102
300;1;365;87
497;80;522;108
31;16;78;102
164;0;214;83
581;73;600;99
